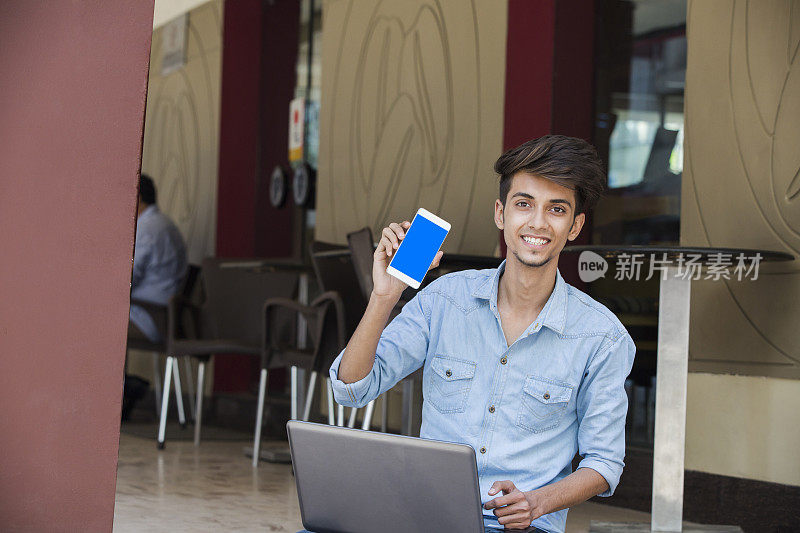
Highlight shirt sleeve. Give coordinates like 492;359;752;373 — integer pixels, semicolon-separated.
131;230;152;289
575;330;636;497
329;290;431;408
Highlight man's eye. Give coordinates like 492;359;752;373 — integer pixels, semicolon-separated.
551;206;565;213
516;201;530;208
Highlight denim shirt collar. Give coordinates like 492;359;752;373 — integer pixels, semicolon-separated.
471;259;568;335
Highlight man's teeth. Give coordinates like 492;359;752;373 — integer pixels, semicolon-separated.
522;236;549;245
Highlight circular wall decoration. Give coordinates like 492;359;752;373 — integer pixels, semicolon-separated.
292;162;316;207
269;165;288;208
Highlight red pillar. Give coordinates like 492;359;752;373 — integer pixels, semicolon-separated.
502;0;596;286
215;0;299;392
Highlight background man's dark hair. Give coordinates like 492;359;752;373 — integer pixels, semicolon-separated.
139;174;157;205
494;135;606;215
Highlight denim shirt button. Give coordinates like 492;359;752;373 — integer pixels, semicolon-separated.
500;356;508;365
480;447;487;454
543;392;550;400
488;405;495;413
445;369;452;377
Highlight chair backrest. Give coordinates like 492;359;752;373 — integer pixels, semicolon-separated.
346;227;374;300
200;258;299;346
309;242;367;337
182;264;202;300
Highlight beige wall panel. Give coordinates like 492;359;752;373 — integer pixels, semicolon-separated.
316;0;507;254
686;373;800;486
142;0;222;265
130;0;222;384
683;0;800;378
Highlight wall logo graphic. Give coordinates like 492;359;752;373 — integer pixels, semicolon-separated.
578;251;608;283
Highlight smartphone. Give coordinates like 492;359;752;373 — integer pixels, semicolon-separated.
386;208;450;289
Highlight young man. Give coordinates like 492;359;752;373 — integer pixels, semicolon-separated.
329;135;636;532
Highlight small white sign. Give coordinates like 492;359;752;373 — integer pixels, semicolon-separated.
161;13;188;76
289;98;305;162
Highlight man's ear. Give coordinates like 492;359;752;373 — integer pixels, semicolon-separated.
494;199;504;230
567;212;585;241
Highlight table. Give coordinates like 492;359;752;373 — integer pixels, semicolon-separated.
562;245;793;532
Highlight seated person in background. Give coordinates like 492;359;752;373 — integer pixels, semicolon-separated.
329;135;636;532
124;174;187;419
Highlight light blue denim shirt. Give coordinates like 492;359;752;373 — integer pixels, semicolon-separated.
329;261;636;533
130;205;188;341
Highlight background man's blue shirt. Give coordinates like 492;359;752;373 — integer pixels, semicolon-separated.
330;261;636;533
130;205;187;342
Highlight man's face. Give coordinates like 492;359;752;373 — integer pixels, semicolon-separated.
494;172;585;269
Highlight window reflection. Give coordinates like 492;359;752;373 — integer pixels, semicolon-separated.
594;0;686;246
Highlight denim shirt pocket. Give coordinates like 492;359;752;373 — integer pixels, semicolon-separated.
427;355;477;414
516;375;574;433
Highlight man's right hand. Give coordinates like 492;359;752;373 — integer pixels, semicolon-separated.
372;220;443;301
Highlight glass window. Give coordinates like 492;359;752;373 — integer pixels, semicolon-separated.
594;0;686;246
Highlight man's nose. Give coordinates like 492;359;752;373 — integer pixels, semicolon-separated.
527;208;548;230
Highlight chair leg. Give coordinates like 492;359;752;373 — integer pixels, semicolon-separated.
152;352;162;417
326;378;335;425
193;361;205;446
290;366;298;420
347;407;358;428
337;405;345;427
402;378;414;436
183;357;196;422
362;400;375;431
252;368;268;467
157;356;173;449
172;357;186;428
381;394;388;433
302;371;318;422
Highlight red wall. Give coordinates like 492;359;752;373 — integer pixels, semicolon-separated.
502;0;595;286
0;1;154;530
215;0;299;392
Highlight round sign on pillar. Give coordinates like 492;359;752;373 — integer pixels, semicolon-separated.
269;165;288;208
292;162;315;207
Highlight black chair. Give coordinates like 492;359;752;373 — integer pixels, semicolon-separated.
157;258;299;448
127;264;201;423
346;227;422;435
251;291;346;466
308;241;378;429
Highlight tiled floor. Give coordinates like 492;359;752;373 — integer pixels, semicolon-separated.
114;431;656;532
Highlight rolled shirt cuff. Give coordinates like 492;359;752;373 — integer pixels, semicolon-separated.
576;456;623;497
328;350;374;408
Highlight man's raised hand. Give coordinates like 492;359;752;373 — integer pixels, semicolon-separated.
371;220;443;300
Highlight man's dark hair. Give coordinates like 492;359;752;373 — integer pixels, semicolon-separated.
139;174;157;205
494;135;606;215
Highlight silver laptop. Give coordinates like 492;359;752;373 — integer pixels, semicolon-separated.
287;421;543;533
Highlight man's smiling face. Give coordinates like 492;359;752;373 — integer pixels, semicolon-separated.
494;172;585;269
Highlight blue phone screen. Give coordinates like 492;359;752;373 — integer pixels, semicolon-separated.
389;214;448;284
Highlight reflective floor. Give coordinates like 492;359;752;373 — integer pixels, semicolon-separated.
114;432;659;532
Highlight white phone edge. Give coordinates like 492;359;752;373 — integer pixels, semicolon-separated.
417;207;451;231
386;208;450;290
386;265;421;290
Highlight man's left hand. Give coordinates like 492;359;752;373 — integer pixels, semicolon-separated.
483;480;547;530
